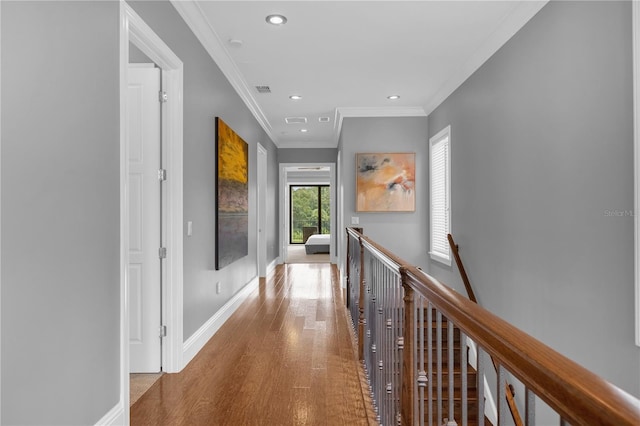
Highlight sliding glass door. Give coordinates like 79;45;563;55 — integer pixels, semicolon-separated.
290;185;330;244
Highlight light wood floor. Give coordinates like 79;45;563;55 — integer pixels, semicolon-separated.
130;263;374;425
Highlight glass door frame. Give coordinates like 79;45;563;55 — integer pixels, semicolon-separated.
289;184;330;244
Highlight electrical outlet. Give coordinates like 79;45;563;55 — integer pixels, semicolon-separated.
216;281;221;294
351;216;359;225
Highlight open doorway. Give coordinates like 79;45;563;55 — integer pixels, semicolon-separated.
119;4;184;421
279;163;336;264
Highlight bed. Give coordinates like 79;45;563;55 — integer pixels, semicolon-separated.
305;234;330;254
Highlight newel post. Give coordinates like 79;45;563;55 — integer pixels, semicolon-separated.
400;267;415;426
357;235;366;360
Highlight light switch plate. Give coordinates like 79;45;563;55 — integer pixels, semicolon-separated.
187;221;193;236
351;216;359;225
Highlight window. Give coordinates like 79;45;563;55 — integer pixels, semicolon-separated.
429;126;451;265
289;185;330;244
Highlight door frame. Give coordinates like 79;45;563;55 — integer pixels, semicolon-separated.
279;163;336;264
119;2;184;418
634;0;640;347
257;143;268;277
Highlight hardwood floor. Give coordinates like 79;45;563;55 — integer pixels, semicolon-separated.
130;263;375;425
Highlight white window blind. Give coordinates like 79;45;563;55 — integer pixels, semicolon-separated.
429;126;451;265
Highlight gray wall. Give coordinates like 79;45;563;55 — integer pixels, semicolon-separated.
128;0;280;340
279;147;337;164
428;0;639;398
1;1;120;424
338;117;429;267
130;42;153;63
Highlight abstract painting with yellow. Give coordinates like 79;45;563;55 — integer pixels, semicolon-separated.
215;117;249;269
356;153;415;212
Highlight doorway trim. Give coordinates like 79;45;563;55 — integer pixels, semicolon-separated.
279;163;337;265
257;143;268;277
633;0;640;347
118;3;184;422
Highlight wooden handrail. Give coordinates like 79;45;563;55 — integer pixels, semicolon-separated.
402;264;640;425
448;233;523;426
448;233;477;304
345;228;640;426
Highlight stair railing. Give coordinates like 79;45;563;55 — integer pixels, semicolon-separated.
448;233;523;426
345;227;640;426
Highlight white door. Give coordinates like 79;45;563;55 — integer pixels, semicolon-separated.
257;144;267;277
128;65;162;373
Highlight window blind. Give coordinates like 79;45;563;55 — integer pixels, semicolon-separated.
430;127;450;264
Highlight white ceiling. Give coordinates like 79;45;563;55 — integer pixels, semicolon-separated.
172;1;547;149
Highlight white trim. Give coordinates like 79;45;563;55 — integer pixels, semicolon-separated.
183;277;260;366
279;163;337;265
118;3;130;421
0;1;3;421
429;125;452;266
332;106;427;150
257;143;268;277
428;251;451;266
118;5;185;424
170;0;544;149
277;139;340;150
260;105;428;149
94;401;125;426
633;0;640;347
170;0;275;146
124;2;185;374
423;1;548;117
267;258;279;275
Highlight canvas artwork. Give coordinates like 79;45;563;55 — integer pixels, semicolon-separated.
215;117;249;270
356;153;415;212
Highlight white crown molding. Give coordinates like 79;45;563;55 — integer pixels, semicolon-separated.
332;106;427;148
278;139;341;150
424;0;548;116
170;0;277;146
171;1;545;150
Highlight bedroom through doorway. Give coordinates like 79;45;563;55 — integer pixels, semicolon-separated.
287;184;330;264
280;163;336;265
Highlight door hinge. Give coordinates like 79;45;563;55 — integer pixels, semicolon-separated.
159;247;167;259
158;169;167;181
159;91;168;103
160;325;167;338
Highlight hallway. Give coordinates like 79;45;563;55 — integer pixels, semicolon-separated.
130;264;373;425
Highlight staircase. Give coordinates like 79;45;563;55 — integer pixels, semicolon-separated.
348;227;640;426
425;311;491;426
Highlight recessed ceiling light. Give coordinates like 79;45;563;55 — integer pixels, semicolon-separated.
289;95;302;100
228;39;243;48
266;14;287;25
300;129;308;133
387;95;400;100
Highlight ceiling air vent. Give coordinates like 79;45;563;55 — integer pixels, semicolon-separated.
285;117;307;124
255;85;271;94
319;117;331;123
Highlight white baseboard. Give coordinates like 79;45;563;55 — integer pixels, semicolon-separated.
267;257;279;274
95;401;125;426
182;276;259;368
